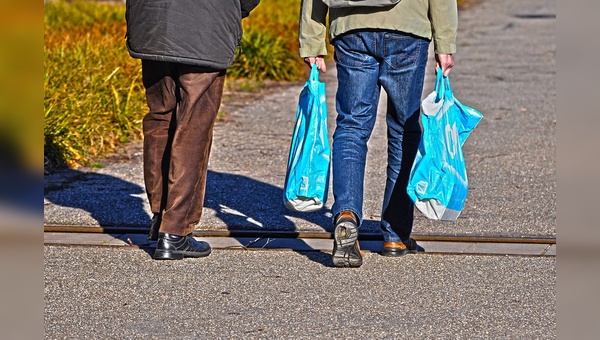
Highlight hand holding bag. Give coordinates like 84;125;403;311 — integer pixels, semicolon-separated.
283;64;331;212
407;69;483;220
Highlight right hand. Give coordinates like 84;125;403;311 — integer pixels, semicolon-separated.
435;54;454;76
303;56;327;72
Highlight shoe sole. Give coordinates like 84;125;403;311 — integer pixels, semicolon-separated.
153;248;211;260
381;248;412;257
332;221;362;268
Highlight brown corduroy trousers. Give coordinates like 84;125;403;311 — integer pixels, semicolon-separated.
141;60;225;236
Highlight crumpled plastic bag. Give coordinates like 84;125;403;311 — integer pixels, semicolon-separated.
283;64;330;212
407;69;483;220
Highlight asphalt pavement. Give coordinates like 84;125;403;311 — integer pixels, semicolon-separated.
44;0;556;338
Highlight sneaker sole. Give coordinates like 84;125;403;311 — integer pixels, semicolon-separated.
332;221;362;268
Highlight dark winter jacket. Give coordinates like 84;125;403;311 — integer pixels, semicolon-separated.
126;0;260;70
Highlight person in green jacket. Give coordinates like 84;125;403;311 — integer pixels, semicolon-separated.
298;0;458;267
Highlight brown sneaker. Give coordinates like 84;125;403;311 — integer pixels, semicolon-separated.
332;211;362;268
382;238;423;257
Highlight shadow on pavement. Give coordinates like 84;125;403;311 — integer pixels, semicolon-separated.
44;169;152;230
205;170;333;232
203;170;337;266
44;168;361;267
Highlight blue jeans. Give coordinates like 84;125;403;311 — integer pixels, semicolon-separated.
331;30;429;242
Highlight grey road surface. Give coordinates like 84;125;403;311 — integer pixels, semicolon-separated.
45;246;555;339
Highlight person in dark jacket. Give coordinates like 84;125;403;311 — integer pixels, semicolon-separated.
126;0;260;260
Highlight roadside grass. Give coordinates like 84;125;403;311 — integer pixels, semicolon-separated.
44;1;144;169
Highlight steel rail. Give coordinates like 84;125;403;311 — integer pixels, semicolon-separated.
44;224;556;244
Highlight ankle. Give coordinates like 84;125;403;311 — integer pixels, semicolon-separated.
335;210;357;224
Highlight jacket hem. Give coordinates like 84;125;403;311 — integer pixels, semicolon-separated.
127;49;230;70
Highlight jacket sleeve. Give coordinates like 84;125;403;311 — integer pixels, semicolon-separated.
241;0;260;18
429;0;458;54
298;0;329;57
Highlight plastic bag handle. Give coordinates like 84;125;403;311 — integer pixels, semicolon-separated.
434;68;451;102
309;63;320;82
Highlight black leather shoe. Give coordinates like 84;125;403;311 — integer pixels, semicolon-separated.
332;211;362;268
153;233;212;260
148;213;161;241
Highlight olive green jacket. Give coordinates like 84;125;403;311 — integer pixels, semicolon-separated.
299;0;458;57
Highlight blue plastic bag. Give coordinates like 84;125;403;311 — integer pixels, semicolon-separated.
283;64;331;212
407;69;483;220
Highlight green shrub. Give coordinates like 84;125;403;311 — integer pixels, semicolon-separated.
230;0;304;80
229;27;303;81
243;0;302;54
